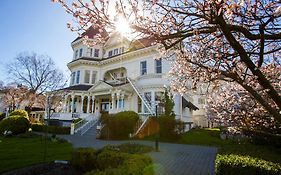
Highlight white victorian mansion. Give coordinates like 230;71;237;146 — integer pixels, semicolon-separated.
50;27;207;134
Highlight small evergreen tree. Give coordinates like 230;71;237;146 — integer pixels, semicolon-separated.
163;88;175;117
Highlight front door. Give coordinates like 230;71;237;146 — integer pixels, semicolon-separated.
101;102;110;112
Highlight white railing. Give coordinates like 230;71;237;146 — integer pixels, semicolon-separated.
133;116;150;137
127;77;155;137
74;114;99;135
127;77;154;115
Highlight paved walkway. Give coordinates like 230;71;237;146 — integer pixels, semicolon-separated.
57;126;217;175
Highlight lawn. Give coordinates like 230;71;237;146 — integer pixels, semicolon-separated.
178;128;281;163
0;134;73;173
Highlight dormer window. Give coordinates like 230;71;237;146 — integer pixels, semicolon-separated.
114;48;118;55
79;48;83;57
89;48;93;57
75;50;78;59
94;49;99;57
108;50;113;57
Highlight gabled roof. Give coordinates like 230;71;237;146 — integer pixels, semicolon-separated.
61;85;93;91
72;26;108;43
88;81;113;92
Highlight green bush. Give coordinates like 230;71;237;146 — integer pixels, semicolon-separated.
243;130;281;148
71;148;97;172
9;110;29;119
31;124;70;134
103;143;153;154
85;152;153;175
0;112;5;121
158;115;179;140
101;111;139;139
216;154;281;175
0;116;30;135
97;150;129;170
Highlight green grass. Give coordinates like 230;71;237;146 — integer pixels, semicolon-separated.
178;128;281;163
0;134;73;173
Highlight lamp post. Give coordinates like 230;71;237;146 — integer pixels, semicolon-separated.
155;101;163;152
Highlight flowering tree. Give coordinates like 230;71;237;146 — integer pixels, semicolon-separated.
53;0;281;123
206;82;279;132
2;84;29;111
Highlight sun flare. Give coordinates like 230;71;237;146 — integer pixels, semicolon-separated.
115;16;131;35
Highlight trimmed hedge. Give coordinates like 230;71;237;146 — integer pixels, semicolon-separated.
216;154;281;175
0;116;30;135
101;111;139;139
9;110;29;119
88;154;153;175
71;145;153;175
71;148;98;172
31;124;70;134
158;115;179;140
103;143;153;154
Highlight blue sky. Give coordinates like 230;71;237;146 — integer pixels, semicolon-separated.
0;0;77;83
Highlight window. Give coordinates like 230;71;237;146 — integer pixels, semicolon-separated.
140;61;147;75
94;49;99;57
155;58;162;73
75;50;78;59
108;50;113;57
121;47;124;53
79;48;83;57
76;70;80;84
89;48;93;57
144;92;151;113
71;72;76;85
155;92;164;102
84;70;90;83
91;72;96;84
114;48;118;55
198;97;205;104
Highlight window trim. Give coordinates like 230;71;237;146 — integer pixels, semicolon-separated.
140;61;147;75
155;58;162;74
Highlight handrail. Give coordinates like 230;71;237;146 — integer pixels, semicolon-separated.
127;77;154;115
74;114;98;135
133;116;150;137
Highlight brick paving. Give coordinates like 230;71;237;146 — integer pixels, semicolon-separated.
57;125;217;175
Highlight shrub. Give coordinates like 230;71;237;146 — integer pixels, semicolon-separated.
31;124;70;134
71;148;97;172
85;152;153;175
101;111;139;139
103;143;153;154
158;115;179;140
97;150;129;170
243;130;281;148
0;116;30;135
9;110;29;119
0;112;5;121
216;154;281;175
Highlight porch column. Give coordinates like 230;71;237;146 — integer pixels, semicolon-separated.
151;91;156;112
111;93;115;110
116;93;120;110
91;96;95;113
70;95;75;113
87;95;90;113
120;94;125;110
63;95;68;113
80;95;84;113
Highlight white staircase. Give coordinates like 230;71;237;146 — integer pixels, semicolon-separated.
127;77;155;136
74;114;98;135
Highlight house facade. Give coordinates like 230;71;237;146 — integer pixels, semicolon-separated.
53;28;208;129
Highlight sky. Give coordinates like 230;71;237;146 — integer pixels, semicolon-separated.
0;0;77;83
